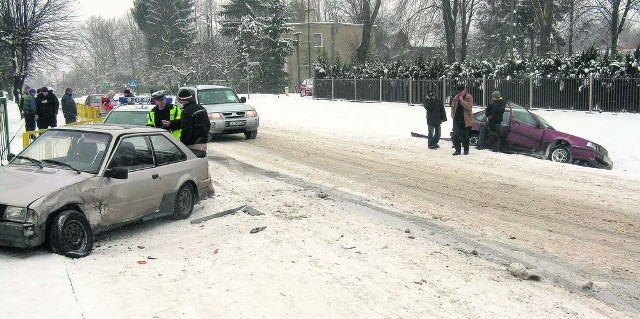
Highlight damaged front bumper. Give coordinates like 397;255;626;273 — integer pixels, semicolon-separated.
0;221;43;249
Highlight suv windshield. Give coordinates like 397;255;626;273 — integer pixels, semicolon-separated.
197;88;240;105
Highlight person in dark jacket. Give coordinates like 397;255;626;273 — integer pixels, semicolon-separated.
61;88;77;124
123;89;135;97
423;91;447;149
24;88;37;131
478;91;506;152
48;89;60;127
35;87;55;129
176;88;210;156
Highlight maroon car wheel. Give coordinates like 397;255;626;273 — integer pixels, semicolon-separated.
549;145;572;164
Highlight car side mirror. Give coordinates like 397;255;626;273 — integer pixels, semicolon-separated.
104;167;128;179
240;97;246;103
7;153;15;161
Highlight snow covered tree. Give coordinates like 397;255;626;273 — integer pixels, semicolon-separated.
259;0;293;92
0;0;75;103
132;0;196;79
591;0;639;55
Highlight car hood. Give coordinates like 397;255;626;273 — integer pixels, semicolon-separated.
0;166;92;207
202;103;255;112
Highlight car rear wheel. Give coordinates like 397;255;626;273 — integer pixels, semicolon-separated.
549;145;572;164
49;210;93;258
172;183;195;220
244;130;258;139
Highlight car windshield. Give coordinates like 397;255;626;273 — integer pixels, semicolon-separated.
89;95;102;103
12;130;111;174
197;88;240;105
104;110;150;126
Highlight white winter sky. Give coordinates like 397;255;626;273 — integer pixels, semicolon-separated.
75;0;135;20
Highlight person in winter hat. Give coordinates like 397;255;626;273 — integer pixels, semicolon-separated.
477;90;506;152
176;88;215;197
61;88;77;124
176;88;209;155
422;91;447;149
450;84;474;155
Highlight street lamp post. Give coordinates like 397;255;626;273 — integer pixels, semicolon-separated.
307;0;311;79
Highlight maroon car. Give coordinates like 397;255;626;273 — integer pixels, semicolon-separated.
470;103;613;169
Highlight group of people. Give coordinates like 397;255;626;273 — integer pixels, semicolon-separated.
145;88;211;156
422;84;506;155
20;86;79;131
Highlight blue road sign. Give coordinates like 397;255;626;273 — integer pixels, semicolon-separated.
128;80;138;87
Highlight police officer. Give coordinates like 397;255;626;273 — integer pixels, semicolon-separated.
146;90;182;139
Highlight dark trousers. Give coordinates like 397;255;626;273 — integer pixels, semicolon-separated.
65;116;77;124
453;122;471;153
427;123;441;147
25;114;36;131
478;122;501;151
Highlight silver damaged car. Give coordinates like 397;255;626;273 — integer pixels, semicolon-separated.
0;124;211;258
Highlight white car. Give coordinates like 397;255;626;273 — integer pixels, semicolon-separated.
178;85;259;140
0;125;211;257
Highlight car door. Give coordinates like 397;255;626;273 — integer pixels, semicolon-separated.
149;134;191;212
101;135;164;224
506;107;544;151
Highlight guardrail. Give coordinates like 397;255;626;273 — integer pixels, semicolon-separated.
21;103;102;149
315;76;640;113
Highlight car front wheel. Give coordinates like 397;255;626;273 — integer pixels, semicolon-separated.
549;145;572;164
49;210;93;258
244;130;258;139
172;183;195;220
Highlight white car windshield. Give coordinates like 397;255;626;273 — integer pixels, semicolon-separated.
12;130;111;174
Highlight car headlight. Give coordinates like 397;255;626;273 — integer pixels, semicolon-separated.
586;141;600;151
246;110;258;117
3;206;38;223
208;113;222;120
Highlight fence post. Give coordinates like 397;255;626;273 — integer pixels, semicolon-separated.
354;77;357;101
482;76;487;108
379;76;383;102
442;77;447;106
408;78;412;105
331;77;335;100
529;76;534;109
588;74;593;113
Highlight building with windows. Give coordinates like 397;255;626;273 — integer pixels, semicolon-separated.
283;10;375;93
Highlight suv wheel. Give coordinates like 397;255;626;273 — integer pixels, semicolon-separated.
244;130;258;139
49;210;93;258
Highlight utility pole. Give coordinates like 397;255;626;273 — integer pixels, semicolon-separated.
510;0;515;57
294;32;302;93
307;0;311;79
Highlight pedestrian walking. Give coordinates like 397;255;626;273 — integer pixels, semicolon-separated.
450;84;474;155
35;87;55;130
61;88;77;124
423;91;447;149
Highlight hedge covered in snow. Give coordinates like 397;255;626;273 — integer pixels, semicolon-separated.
315;47;640;80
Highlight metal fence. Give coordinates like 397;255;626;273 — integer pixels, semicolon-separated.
315;77;640;113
